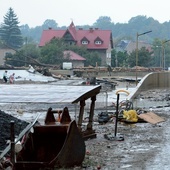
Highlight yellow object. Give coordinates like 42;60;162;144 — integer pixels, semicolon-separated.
116;89;130;96
123;110;138;122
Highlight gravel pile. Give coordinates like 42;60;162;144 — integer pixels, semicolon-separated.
0;110;29;152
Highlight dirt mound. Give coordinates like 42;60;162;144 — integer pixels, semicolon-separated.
0;110;29;151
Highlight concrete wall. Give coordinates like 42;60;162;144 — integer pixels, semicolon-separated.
129;71;170;100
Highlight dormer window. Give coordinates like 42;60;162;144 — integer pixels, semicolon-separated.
95;41;102;45
82;41;88;45
81;37;89;45
94;37;103;45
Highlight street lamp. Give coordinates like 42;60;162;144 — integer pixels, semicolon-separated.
155;46;162;67
135;30;152;85
161;40;170;70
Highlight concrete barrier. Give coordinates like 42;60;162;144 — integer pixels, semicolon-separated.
129;71;170;100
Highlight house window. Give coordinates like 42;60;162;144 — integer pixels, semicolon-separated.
107;53;111;58
82;41;88;44
95;41;102;45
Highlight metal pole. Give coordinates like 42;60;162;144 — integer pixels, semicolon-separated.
161;42;164;70
159;48;161;68
135;30;152;85
162;40;170;71
115;53;118;67
10;121;15;165
135;33;138;86
114;94;119;137
105;91;108;113
164;48;165;70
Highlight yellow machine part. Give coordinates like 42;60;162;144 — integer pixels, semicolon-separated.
123;110;138;122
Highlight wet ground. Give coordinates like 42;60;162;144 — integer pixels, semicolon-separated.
84;89;170;170
0;78;170;170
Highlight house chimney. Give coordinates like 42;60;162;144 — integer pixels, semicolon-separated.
89;28;93;32
48;27;52;30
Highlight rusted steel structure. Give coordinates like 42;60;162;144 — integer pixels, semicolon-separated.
13;107;85;169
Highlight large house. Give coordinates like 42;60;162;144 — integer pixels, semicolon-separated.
39;22;113;66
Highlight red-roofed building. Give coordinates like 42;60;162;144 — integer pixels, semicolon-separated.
63;50;86;68
39;22;113;66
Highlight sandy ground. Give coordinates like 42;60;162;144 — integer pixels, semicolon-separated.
0;78;170;170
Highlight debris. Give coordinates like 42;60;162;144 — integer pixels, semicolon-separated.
98;112;110;124
104;133;124;141
17;109;24;114
138;112;165;124
123;110;138;122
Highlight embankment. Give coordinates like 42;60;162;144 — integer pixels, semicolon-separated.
129;71;170;100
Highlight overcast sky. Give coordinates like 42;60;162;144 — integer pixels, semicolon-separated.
1;0;170;28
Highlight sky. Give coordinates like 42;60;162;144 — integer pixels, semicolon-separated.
0;0;170;28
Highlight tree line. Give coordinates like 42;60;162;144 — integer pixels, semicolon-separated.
19;15;170;44
0;8;170;69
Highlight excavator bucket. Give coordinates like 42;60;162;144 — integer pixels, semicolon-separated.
14;107;86;170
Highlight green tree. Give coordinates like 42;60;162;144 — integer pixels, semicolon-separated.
5;43;40;67
152;38;162;67
111;49;117;67
0;7;23;49
39;37;101;67
117;51;128;67
39;38;65;65
128;47;154;67
93;16;113;30
83;51;101;67
111;50;128;67
65;44;101;66
42;19;58;30
5;51;24;67
163;42;170;69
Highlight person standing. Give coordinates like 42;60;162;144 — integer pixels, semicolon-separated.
3;70;8;83
9;73;15;84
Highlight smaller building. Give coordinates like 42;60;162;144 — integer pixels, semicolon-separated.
116;40;152;54
125;41;152;54
63;50;86;68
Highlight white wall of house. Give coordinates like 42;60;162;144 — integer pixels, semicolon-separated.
106;50;111;66
106;43;112;66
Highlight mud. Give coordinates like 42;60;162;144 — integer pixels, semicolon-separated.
83;88;170;170
0;111;28;153
0;83;170;170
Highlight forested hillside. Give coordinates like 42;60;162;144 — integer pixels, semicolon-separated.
20;15;170;44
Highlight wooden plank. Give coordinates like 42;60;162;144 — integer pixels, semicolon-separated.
138;112;165;124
